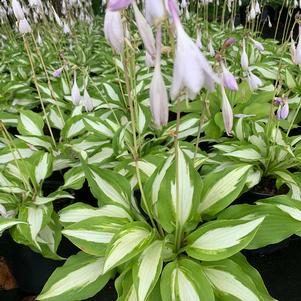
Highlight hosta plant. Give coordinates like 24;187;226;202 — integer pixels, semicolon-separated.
36;146;284;301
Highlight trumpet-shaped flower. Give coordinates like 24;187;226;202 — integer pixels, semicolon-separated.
104;10;124;54
19;18;32;34
168;0;218;100
145;0;167;25
150;28;169;127
12;0;24;21
208;39;215;56
241;39;249;70
107;0;133;11
133;2;156;59
71;73;81;105
221;84;233;136
247;70;262;91
221;63;238;91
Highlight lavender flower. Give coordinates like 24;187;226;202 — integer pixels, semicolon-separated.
53;66;64;78
150;27;169;127
168;0;218;100
221;63;238;91
107;0;133;11
104;10;124;54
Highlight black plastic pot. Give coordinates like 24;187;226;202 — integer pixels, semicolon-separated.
0;234;117;300
244;236;301;301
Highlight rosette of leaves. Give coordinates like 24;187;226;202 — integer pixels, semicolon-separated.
207;120;301;201
36;144;301;301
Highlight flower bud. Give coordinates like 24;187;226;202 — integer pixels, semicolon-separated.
71;73;81;105
133;2;156;59
83;88;93;112
241;39;249;70
104;10;124;54
221;85;233;136
150;28;169;127
222;37;236;49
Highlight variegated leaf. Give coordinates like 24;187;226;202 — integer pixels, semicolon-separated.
186;217;264;261
160;259;214;301
38;252;113;301
62;216;126;256
103;222;153;273
199;165;251;217
133;240;163;301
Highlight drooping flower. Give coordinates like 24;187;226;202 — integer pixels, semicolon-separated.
267;16;272;28
275;97;289;120
53;66;64;78
107;0;133;11
247;70;262;91
221;63;238;91
150;27;169;127
132;2;156;60
83;88;93;112
145;0;167;25
18;18;32;34
168;0;218;100
241;39;249;70
250;38;264;52
221;84;233;136
104;10;124;54
294;25;301;64
12;0;25;21
71;73;81;105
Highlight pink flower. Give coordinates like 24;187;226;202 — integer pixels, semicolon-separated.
150;28;169;127
107;0;133;11
133;2;156;60
104;10;124;54
168;0;218;100
221;63;238;91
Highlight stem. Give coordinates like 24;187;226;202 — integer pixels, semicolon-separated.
23;36;57;147
174;96;182;252
274;2;285;40
287;98;301;137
